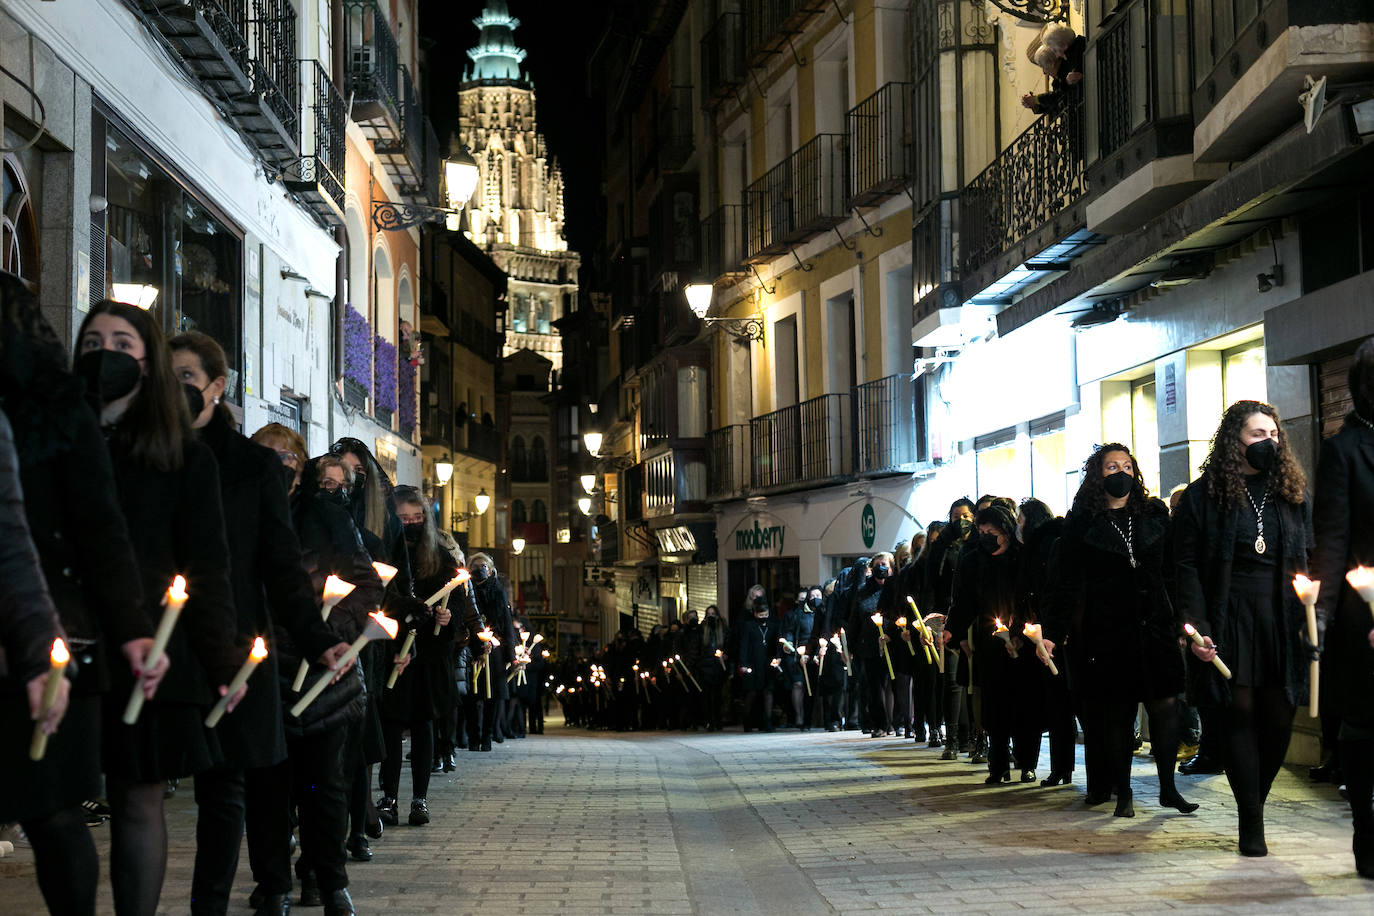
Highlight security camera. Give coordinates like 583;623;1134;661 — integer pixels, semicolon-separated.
1257;264;1284;293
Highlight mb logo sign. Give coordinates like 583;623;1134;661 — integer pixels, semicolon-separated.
861;503;876;549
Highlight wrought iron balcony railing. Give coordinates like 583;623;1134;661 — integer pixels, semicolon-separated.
707;425;750;500
744;133;847;261
244;0;298;162
283;60;346;226
701;204;748;282
701;12;745;108
750;394;851;492
657;86;696;173
344;0;401;141
459;422;501;464
1091;0;1192;165
854;374;922;474
374;66;437;202
959;97;1085;278
847;81;913;208
743;0;829;64
422;406;452;447
644;448;708;518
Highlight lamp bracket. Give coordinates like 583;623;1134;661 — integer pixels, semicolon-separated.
372;200;461;233
704;316;765;346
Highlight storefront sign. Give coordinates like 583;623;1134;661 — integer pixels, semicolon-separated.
1163;363;1178;415
861;503;876;549
735;519;786;554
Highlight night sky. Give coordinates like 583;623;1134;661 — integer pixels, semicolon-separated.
420;0;608;263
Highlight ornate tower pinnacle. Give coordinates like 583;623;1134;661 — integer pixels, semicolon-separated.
465;1;528;85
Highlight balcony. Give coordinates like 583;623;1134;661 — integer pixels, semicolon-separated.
701;204;748;282
133;0;298;167
701;12;745;109
854;374;922;475
458;422;501;465
1192;0;1374;163
743;0;829;65
344;0;401;142
959;97;1086;281
749;394;851;492
374;67;440;204
421;405;451;448
744;133;847;262
644;448;708;519
283;60;346;227
657;86;696;173
847;81;912;209
707;425;750;501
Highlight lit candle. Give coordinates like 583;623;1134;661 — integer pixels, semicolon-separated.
424;570;469;608
894;617;918;656
372;561;398;587
29;638;70;761
292;612;398;717
714;648;726;671
1347;567;1374;622
993;618;1019;659
477;626;494;698
817;638;827;677
905;596;936;665
1293;574;1322;718
294;575;357;691
870;613;895;679
386;629;417;689
798;645;812;696
124;575;188;725
205;637;269;727
1020;622;1058;676
675;654;702;692
1183;623;1232;680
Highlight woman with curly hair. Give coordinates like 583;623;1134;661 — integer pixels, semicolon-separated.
1046;443;1195;818
1174;400;1314;857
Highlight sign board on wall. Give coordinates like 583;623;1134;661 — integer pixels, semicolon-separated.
860;503;876;548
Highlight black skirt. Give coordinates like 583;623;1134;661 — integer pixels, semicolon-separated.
1221;569;1286;688
101;695;220;784
0;695;102;822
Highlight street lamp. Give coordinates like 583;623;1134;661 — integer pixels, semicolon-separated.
577;496;592;516
684;282;713;319
373;146;482;232
582;432;603;456
434;455;454;485
580;474;596;494
474;488;491;516
444;147;480;210
511;536;526;556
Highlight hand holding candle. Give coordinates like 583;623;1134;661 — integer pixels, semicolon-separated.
433;569;470;634
895;617;918;656
206;637;268;727
674;654;702;692
124;575;188;725
292;612;398;717
1184;623;1232;679
386;629;418;689
293;576;358;691
1020;622;1058;676
29;638;70;761
714;648;726;671
993;618;1019;658
1293;574;1322;718
797;645;812;696
870;613;895;679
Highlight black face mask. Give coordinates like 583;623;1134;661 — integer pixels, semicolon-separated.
952;518;973;537
979;532;1003;554
1245;438;1277;472
350;469;367;493
872;565;891;581
1103;471;1135;499
183;382;207;418
807;596;823;610
279;463;297;493
471;566;490;582
316;488;348;507
751;595;767;610
76;350;141;405
402;522;425;543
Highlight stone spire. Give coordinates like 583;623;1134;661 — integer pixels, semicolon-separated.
465;1;528;85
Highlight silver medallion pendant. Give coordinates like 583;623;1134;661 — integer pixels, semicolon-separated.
1255;535;1267;555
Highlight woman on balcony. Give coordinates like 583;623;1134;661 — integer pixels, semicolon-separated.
1175;402;1315;857
1021;23;1085;115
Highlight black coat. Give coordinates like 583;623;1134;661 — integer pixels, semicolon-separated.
472;575;517;700
107;435;241;705
0;408;63;687
1031;34;1086;114
381;549;458;723
735;615;779;690
695;616;730;686
1312;417;1374;725
780;606;819;682
1049;498;1182;702
844;579;887;660
200;414;339;767
1173;476;1314;707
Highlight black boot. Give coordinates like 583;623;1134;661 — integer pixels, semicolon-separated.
299;874;321;907
346;834;372;861
254;893;292;916
1354;833;1374;879
1238;808;1267;857
323;888;355;916
376;795;399;827
409;798;430;826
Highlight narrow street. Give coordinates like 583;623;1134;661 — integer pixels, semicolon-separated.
0;718;1366;915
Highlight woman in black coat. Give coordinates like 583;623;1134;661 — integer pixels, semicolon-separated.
170;333;347;915
0;280;150;915
1017;500;1073;786
927;501;975;757
1175;402;1314;856
847;557;895;737
735;586;779;732
694;606;729;731
1313;339;1374;878
77;301;244;916
468;552;516;750
1047;443;1195;818
377;486;456;828
780;589;821;730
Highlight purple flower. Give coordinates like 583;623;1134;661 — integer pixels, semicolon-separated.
343;305;372;393
374;335;398;412
398;353;418;439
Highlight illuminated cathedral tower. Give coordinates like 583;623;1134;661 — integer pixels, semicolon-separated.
459;0;578;373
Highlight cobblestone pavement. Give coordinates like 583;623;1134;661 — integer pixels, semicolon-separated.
1;718;1369;914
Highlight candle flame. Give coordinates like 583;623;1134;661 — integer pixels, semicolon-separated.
1022;622;1041;637
51;638;69;665
455;568;471;583
250;636;269;661
1293;574;1321;603
870;612;883;626
532;633;544;644
323;575;356;601
369;611;400;640
896;617;907;627
1346;566;1374;598
541;649;550;657
1183;622;1198;636
169;575;188;602
478;627;493;642
994;617;1004;630
372;562;399;585
714;649;723;657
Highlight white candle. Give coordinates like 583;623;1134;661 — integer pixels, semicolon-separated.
1347;567;1374;622
386;629;417;689
1183;623;1232;680
424;570;468;608
1020;622;1058;676
675;654;702;691
993;618;1019;659
294;575;358;691
905;596;936;665
205;637;269;727
291;612;398;718
798;646;812;696
29;638;70;761
1293;575;1322;718
372;561;398;586
871;613;894;679
433;569;470;634
124;575;188;725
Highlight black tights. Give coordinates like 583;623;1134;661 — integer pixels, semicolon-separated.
22;805;98;916
107;778;168;916
1103;697;1183;800
1223;687;1293;822
1340;737;1374;871
380;719;433;801
743;689;773;730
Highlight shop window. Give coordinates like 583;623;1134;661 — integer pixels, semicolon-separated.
975;427;1026;502
1029;413;1068;515
1131;378;1160;497
1223;341;1267;407
1;156;38;282
531;499;548;524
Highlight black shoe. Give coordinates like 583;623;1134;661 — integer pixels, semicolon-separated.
442;753;456;772
322;888;355;916
1040;771;1072;787
1353;833;1374;879
346;834;371;861
493;732;504;743
1084;789;1112;806
1114;793;1135;818
983;771;1010;786
1021;770;1036;783
1178;754;1224;775
364;810;382;840
1239;811;1268;857
1309;762;1341;783
480;741;492;752
249;884;272;908
253;892;292;916
431;758;443;774
376;796;399;827
299;874;321;907
409;799;430;826
927;729;944;748
1159;789;1200;814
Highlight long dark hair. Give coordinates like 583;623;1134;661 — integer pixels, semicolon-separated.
169;330;235;426
1071;442;1150;517
1018;498;1055;539
394;485;445;580
331;436;396;543
1200;400;1306;507
77;300;188;472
